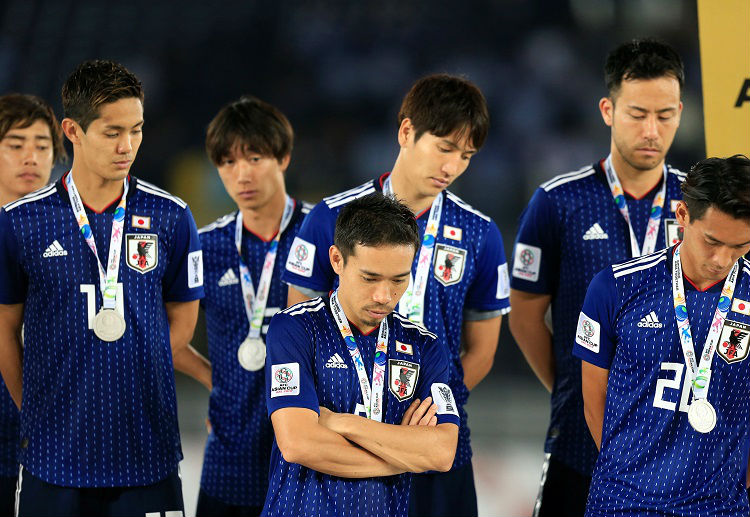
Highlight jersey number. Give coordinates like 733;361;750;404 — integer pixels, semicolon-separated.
652;362;691;413
79;283;125;329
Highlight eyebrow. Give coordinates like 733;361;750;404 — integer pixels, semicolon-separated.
626;105;678;114
360;269;412;278
705;233;750;247
4;134;51;141
440;139;477;155
103;120;144;130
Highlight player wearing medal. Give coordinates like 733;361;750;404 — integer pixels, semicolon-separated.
0;93;65;517
197;96;310;516
281;74;509;517
509;39;686;515
573;155;750;516
0;60;207;516
264;193;459;517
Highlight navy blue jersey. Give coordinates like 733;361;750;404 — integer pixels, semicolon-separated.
262;297;460;517
573;249;750;516
280;173;510;469
197;200;310;506
0;174;204;487
511;160;685;475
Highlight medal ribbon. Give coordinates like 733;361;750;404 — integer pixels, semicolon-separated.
672;244;739;401
382;175;443;323
330;291;388;421
235;195;295;340
603;155;667;258
66;172;128;310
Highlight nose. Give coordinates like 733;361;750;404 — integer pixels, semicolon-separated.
712;246;734;271
117;135;133;155
442;155;460;176
372;282;392;306
236;159;253;183
642;115;659;141
22;146;38;166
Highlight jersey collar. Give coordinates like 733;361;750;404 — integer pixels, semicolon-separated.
595;159;665;201
57;171;138;214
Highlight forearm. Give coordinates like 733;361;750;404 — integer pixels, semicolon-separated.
461;349;494;391
510;318;555;392
0;334;22;409
461;316;501;391
584;404;604;450
172;344;212;391
581;362;609;450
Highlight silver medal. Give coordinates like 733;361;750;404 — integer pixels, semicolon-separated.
688;399;716;433
238;337;266;371
93;308;126;342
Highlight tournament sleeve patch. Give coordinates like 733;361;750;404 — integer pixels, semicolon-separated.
575;311;600;353
512;243;541;282
187;250;203;288
285;237;315;278
270;362;300;398
430;383;459;416
496;263;510;299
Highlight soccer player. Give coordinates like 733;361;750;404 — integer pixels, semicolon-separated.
196;96;310;517
509;38;686;515
264;193;459;517
281;74;510;517
0;60;207;517
573;155;750;516
0;93;65;517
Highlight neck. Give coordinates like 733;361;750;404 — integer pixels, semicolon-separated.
69;165;125;211
388;165;437;215
609;151;663;199
241;189;288;241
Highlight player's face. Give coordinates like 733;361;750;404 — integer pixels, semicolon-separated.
677;202;750;284
0;120;53;201
216;146;289;212
600;76;682;172
398;119;476;197
331;243;415;331
73;97;143;182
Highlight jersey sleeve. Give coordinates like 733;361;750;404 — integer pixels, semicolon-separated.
0;209;27;304
281;201;336;292
415;333;460;426
265;312;319;415
572;267;618;369
510;187;560;294
464;220;510;313
162;205;205;302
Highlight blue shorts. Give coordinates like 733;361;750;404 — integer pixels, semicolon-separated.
16;467;184;517
409;462;477;517
196;488;262;517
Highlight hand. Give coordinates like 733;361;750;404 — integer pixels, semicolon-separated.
400;397;438;426
318;406;336;430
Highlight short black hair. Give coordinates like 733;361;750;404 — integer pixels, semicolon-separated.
0;93;66;163
62;60;144;132
334;193;421;263
206;95;294;165
681;155;750;222
605;38;684;98
398;74;489;150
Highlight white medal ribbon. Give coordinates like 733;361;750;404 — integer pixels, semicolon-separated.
330;291;388;421
66;172;128;311
672;244;739;403
603;155;667;258
382;175;443;323
235;195;295;340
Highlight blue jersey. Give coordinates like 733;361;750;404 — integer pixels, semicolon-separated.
197;200;310;506
262;297;460;517
0;174;204;487
511;160;685;475
573;249;750;516
280;174;510;469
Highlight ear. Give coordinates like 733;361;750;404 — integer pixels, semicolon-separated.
397;118;414;148
599;97;614;127
278;154;291;173
330;245;345;276
675;200;690;227
61;118;83;145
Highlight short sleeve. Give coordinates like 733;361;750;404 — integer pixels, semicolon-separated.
510;187;560;294
265;312;319;416
464;221;510;313
0;209;27;304
281;201;337;292
162;205;205;302
415;334;459;426
572;267;618;369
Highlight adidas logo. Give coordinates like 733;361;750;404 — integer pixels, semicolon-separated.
42;240;68;258
638;311;664;328
217;268;239;286
583;223;609;240
325;353;348;369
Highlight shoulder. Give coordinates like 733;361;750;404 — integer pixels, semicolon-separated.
134;178;187;209
198;212;235;236
610;248;669;281
322;180;377;210
279;297;328;319
2;183;58;213
740;257;750;280
392;312;438;342
444;190;490;223
539;164;598;193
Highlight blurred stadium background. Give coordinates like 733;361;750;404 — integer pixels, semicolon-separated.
0;1;705;515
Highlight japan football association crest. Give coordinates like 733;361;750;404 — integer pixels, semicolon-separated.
388;359;420;401
433;244;466;286
126;234;158;274
717;319;750;364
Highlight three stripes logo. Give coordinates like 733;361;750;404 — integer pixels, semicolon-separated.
638;311;663;329
325;353;348;369
583;223;609;240
43;240;68;258
217;268;239;286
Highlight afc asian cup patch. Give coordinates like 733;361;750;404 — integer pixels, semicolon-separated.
430;382;459;416
388;359;419;401
664;218;683;247
126;234;158;274
285;237;315;278
575;311;600;353
717;319;750;364
497;263;510;299
433;243;466;286
271;362;300;397
188;250;203;288
512;242;541;282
